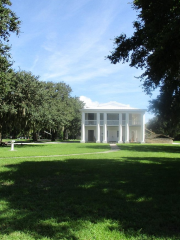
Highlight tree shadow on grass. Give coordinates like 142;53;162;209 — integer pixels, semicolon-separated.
0;156;180;239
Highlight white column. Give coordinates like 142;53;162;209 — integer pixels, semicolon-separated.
125;112;129;143
96;112;100;143
141;112;145;143
80;112;85;143
118;113;123;143
103;113;107;143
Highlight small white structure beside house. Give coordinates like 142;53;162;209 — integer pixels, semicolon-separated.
80;108;146;143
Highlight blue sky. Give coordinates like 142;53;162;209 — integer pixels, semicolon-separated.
9;0;159;122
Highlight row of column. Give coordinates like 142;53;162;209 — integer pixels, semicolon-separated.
102;113;127;143
80;112;145;143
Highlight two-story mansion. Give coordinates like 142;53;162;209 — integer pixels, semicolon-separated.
80;108;146;143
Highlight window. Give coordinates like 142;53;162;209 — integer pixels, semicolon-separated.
100;113;104;120
122;113;126;120
88;113;95;120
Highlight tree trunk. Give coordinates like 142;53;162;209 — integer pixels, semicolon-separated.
63;128;66;140
51;130;57;141
32;132;38;141
0;125;2;144
51;132;55;141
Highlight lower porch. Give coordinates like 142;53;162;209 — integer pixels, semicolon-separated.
84;126;141;143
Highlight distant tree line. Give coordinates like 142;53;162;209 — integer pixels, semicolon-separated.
0;1;84;143
0;70;84;142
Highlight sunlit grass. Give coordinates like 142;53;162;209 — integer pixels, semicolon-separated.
0;143;180;239
0;143;110;158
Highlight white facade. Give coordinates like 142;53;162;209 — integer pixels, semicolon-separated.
80;108;146;143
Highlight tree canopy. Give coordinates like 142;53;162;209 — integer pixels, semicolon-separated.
0;0;21;94
148;81;180;137
107;0;180;137
0;0;20;41
107;0;180;94
0;1;83;143
0;70;84;142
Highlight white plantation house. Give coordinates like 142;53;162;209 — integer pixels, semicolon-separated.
80;108;146;143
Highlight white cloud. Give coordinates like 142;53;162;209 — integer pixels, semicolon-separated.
79;96;134;109
36;0;122;83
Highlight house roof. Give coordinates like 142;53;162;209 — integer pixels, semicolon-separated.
80;108;146;113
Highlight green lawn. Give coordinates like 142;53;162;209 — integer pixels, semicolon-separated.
0;143;110;158
0;143;180;240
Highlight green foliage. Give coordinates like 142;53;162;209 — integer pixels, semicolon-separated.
148;81;180;137
0;0;21;94
42;82;83;141
107;0;180;135
0;1;83;142
107;0;180;94
146;117;167;135
63;97;84;139
44;81;72;131
0;0;20;41
0;70;84;141
0;70;46;139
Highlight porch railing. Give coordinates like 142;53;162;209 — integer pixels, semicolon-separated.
100;120;104;125
85;120;97;125
85;120;141;126
107;120;119;126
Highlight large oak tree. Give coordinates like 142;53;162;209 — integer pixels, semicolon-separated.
0;70;84;142
0;0;21;94
0;0;21;142
107;0;180;136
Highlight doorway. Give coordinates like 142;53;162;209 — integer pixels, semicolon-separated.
88;130;94;142
108;127;118;142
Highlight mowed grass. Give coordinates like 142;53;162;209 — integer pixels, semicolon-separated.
0;143;110;158
0;143;180;240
